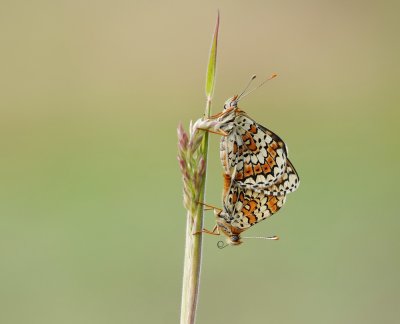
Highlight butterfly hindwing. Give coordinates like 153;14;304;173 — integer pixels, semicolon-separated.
223;181;287;231
245;158;300;196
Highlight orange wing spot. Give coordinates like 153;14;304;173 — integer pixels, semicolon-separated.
223;173;231;197
245;214;257;224
267;146;277;158
248;200;257;211
244;164;254;177
236;171;244;180
267;196;278;213
233;142;238;154
270;142;278;150
242;133;258;151
253;163;262;175
249;124;258;134
242;200;258;224
267;196;277;206
270;204;278;213
232;193;238;204
248;140;257;151
262;163;271;174
267;156;276;167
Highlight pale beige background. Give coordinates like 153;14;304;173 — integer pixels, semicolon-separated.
1;1;399;323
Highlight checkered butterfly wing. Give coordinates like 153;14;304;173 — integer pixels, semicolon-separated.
223;179;287;231
248;158;299;196
220;112;300;195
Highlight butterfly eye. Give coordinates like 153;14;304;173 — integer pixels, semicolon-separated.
231;235;239;242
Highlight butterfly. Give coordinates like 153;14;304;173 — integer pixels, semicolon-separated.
197;75;299;246
199;171;286;245
207;93;299;196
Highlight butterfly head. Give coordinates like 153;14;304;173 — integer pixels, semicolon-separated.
223;95;239;111
227;234;243;245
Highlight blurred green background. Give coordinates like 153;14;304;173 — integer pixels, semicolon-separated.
1;1;399;323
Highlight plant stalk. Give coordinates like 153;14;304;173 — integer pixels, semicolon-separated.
179;12;218;323
180;98;211;324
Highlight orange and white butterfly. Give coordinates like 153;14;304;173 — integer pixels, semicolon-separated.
200;171;286;246
196;75;299;246
214;95;300;196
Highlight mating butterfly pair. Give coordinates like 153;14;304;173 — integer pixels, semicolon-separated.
199;77;300;246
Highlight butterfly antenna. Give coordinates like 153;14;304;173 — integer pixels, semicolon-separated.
237;74;257;100
237;73;278;102
242;235;279;241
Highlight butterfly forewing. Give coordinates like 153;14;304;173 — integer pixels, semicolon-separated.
219;110;299;195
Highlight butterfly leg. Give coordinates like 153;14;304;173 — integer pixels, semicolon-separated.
193;224;220;236
197;128;228;136
196;201;222;212
207;107;235;120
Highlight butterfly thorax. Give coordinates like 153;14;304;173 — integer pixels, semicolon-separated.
217;96;250;134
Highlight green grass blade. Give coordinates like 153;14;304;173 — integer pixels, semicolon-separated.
205;11;219;101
